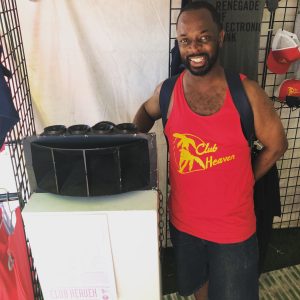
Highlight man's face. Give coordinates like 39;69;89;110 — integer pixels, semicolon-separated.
176;9;224;76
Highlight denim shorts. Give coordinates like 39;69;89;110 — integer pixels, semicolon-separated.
169;222;259;299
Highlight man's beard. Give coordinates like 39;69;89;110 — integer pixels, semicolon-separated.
182;46;219;76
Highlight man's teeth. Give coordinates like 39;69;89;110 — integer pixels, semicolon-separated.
190;57;203;63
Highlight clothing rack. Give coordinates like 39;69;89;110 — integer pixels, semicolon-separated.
259;2;300;229
0;0;36;210
0;1;41;299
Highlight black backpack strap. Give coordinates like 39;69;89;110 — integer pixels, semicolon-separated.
159;74;180;128
224;69;255;147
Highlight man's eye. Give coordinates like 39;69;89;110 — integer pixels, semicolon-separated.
178;39;189;45
199;36;210;43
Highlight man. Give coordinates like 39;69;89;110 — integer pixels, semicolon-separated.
133;2;288;299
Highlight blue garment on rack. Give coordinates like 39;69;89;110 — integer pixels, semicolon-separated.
0;63;19;147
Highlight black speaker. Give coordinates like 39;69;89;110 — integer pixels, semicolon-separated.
24;133;157;196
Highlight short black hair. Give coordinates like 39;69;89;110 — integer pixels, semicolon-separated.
176;1;223;31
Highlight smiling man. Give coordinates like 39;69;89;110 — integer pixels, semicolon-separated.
133;2;287;299
176;6;222;77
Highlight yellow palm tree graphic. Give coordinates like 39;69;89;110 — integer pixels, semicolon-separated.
173;133;206;173
178;149;206;173
173;133;197;150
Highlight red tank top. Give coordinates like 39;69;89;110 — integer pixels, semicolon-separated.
165;71;256;243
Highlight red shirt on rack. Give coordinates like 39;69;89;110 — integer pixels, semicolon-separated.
0;207;35;300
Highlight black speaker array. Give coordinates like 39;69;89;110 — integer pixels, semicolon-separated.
24;122;157;197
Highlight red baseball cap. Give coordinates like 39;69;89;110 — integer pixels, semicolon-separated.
267;29;300;74
274;78;300;102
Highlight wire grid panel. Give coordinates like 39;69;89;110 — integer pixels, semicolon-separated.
164;0;300;246
0;0;36;208
0;1;42;299
257;0;300;228
273;103;300;228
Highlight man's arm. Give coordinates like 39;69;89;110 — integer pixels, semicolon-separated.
243;79;288;181
133;83;163;133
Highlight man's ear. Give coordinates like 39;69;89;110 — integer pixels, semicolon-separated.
218;30;225;47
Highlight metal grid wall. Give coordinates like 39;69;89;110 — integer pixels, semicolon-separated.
164;0;300;246
257;0;300;228
0;1;42;299
0;0;36;208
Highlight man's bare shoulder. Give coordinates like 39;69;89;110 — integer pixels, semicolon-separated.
144;80;164;117
242;78;266;99
241;77;275;112
241;77;287;150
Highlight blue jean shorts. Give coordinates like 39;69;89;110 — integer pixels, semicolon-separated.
169;222;259;299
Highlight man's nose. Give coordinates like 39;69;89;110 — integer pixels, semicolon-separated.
188;40;203;52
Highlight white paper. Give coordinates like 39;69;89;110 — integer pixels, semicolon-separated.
27;213;117;300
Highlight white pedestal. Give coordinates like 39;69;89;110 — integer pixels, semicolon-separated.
22;190;161;300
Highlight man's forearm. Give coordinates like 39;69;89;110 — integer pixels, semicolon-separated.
133;103;156;133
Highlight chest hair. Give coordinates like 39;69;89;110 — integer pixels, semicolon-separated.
184;86;227;116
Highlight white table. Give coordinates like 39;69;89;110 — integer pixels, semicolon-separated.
22;190;161;300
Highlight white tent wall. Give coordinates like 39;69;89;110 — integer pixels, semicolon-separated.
16;0;169;130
